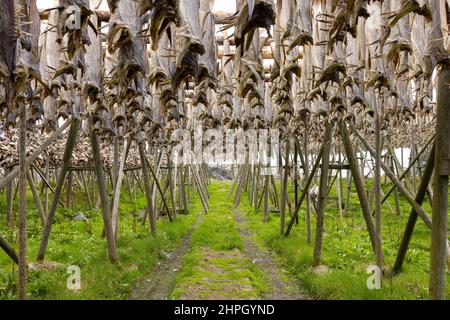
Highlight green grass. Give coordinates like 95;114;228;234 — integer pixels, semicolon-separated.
0;186;197;300
241;177;450;300
189;192;243;251
1;176;448;300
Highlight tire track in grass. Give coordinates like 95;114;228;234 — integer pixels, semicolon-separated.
130;214;203;300
234;209;310;300
171;247;261;300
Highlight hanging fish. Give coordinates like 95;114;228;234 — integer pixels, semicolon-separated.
0;0;18;116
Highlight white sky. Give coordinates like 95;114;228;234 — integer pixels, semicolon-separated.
213;1;236;12
37;0;236;12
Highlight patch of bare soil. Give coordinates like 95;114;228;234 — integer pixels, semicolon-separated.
130;214;203;300
28;261;64;271
234;210;309;300
311;265;329;274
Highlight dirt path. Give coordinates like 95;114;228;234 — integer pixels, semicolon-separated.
234;210;308;300
131;184;309;300
130;214;202;300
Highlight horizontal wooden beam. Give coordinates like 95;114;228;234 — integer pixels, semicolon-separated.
39;9;234;24
67;165;143;172
216;36;273;46
214;11;236;24
218;47;274;60
39;9;110;22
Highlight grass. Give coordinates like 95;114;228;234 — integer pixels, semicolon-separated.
241;177;450;300
1;176;448;300
0;185;197;300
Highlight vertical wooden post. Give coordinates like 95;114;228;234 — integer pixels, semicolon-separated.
90;124;117;262
27;169;46;226
336;146;343;217
65;171;73;208
81;171;93;209
340;121;378;254
169;163;177;217
90;128;117;263
429;65;450;300
304;131;311;243
263;175;270;222
280;140;290;235
393;144;435;274
138;142;157;235
294;143;299;224
313;121;332;267
18;101;27;299
37;120;80;261
5;167;14;227
373;96;383;269
111;139;128;242
44;153;49;216
343;172;352;218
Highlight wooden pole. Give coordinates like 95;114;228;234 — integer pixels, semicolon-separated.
313;122;332;267
81;171;93;209
304;131;311;243
0;234;18;265
393;144;435;274
377;134;435;210
340;121;378;253
263;175;270;222
32;164;66;208
5;167;14;227
373;96;384;269
65;171;73;208
146;157;173;221
90;125;118;262
348;121;432;229
37;120;79;261
44;153;49;216
18;101;27;299
280;140;290;235
285;142;325;236
111;139;128;241
27;169;46;226
429;66;450;300
138;142;157;235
